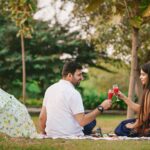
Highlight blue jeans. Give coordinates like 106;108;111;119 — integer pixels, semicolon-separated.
114;118;137;137
83;120;96;135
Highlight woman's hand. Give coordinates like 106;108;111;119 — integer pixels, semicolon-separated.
125;123;135;129
118;91;127;101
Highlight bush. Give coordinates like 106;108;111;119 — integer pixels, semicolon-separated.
26;80;41;98
111;97;127;110
83;89;127;110
83;90;100;109
24;88;127;110
25;99;43;108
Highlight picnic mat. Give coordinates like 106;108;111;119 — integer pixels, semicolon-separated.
38;134;150;140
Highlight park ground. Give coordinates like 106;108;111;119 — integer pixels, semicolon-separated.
0;114;150;150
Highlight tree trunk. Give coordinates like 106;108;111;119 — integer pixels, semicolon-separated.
21;33;26;104
127;27;139;119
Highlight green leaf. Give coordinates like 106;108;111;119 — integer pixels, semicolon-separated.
26;81;41;94
85;0;104;12
129;16;143;29
143;5;150;17
109;14;122;25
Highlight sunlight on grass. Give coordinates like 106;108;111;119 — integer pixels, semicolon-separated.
96;115;126;133
0;115;150;150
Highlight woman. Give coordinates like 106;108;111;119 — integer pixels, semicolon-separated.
115;62;150;137
0;88;40;138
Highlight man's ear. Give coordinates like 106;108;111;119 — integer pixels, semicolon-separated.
68;73;73;78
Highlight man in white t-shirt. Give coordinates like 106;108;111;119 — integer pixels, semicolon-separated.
39;61;112;137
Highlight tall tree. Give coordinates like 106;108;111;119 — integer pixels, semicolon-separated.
0;20;100;98
1;0;36;103
69;0;150;118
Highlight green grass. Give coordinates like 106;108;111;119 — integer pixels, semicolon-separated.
0;115;150;150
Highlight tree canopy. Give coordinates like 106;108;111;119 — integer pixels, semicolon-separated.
0;17;100;98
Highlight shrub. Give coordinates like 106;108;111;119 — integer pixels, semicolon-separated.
25;99;42;108
83;89;127;110
83;90;100;109
26;80;41;98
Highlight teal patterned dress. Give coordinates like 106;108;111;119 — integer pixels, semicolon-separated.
0;88;39;138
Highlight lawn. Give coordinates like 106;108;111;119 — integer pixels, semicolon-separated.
0;115;150;150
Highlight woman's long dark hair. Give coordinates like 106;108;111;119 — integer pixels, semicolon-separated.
137;62;150;135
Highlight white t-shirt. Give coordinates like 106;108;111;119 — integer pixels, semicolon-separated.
43;79;84;137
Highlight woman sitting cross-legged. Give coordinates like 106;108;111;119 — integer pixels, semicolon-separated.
115;62;150;137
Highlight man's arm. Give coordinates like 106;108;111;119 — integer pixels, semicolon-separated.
39;106;47;134
74;99;112;127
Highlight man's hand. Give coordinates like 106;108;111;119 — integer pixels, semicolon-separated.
39;106;47;134
74;99;112;127
41;131;47;135
100;99;112;110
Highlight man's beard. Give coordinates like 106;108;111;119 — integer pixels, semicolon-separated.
73;81;80;87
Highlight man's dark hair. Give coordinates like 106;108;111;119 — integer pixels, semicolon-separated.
62;61;82;77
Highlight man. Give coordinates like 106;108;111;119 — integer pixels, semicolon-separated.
39;61;112;137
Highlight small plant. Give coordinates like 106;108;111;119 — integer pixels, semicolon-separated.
25;99;42;108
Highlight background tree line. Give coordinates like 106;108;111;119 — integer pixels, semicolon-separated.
0;14;102;99
67;0;150;117
0;0;150;112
